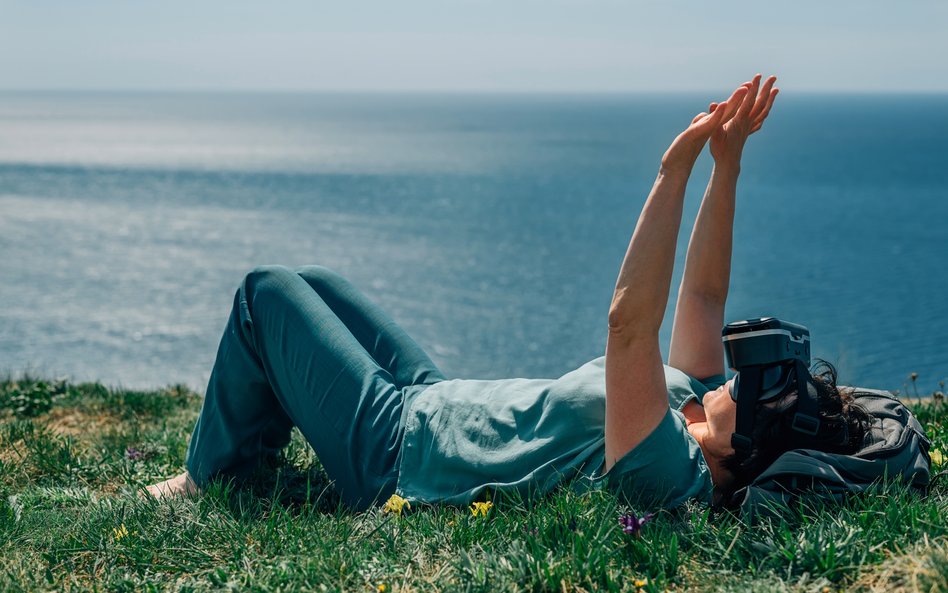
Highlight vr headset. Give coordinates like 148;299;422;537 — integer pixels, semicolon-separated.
722;317;821;457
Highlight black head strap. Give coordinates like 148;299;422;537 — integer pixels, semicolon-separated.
731;366;759;457
791;359;821;436
731;361;822;458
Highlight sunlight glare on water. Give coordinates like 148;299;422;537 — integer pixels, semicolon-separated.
1;92;946;393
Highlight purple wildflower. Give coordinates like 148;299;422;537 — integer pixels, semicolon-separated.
125;447;143;461
619;512;655;536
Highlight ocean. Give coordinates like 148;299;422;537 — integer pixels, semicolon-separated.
1;91;946;394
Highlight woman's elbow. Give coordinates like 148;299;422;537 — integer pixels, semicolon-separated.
607;304;659;341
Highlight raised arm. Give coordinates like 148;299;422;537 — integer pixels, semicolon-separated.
669;75;779;382
604;84;747;471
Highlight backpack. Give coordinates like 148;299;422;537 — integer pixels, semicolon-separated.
730;389;933;519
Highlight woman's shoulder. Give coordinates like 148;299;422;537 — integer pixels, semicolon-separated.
592;406;713;508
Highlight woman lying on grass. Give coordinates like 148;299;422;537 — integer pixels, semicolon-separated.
146;75;871;511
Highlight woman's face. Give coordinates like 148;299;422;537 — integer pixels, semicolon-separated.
701;379;738;456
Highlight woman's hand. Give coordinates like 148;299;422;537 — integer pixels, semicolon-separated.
661;84;748;173
708;74;779;167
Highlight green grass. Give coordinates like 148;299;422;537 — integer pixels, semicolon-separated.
1;377;945;592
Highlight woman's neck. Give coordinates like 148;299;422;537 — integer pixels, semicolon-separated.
688;421;736;500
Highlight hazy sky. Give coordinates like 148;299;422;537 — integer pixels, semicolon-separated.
2;0;946;93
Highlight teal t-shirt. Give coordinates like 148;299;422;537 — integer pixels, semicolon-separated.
394;356;724;508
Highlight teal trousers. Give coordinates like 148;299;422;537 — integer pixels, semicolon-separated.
185;265;445;510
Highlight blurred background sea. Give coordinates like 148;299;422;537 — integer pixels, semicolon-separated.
1;91;946;394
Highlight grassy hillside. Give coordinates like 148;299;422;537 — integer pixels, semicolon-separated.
0;377;945;592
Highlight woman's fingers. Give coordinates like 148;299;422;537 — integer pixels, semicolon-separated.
709;102;718;113
718;86;749;124
736;75;761;120
685;85;747;138
750;88;779;133
750;76;778;119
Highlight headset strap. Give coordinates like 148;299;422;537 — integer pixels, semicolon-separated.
731;366;760;456
791;359;821;436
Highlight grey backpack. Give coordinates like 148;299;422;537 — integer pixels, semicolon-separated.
731;389;933;519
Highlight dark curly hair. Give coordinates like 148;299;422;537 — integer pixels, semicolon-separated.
719;361;872;504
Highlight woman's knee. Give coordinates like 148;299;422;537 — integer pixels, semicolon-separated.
295;265;345;292
241;265;297;306
239;264;348;322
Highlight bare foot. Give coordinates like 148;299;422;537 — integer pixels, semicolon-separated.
144;471;201;500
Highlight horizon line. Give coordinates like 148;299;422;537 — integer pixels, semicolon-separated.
2;86;948;96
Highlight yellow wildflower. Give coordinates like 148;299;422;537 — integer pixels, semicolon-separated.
932;449;944;466
382;494;411;515
112;524;130;542
634;577;648;588
377;583;387;592
470;501;493;517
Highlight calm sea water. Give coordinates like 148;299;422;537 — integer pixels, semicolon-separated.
1;92;946;393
